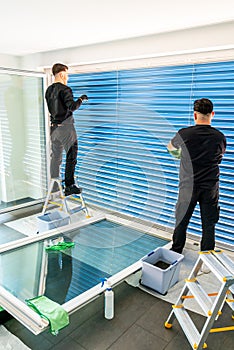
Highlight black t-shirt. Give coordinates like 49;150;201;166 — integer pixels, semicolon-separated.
45;82;82;124
171;125;226;189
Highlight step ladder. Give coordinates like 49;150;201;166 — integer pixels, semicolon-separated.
165;250;234;350
42;178;91;218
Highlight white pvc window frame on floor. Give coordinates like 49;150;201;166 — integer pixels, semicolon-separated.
0;213;170;335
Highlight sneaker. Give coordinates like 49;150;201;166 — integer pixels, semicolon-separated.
65;184;82;196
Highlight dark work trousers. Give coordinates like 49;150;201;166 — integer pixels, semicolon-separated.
171;185;220;253
50;122;78;190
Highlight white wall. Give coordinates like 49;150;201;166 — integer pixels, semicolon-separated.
20;20;234;72
0;21;233;72
0;53;21;69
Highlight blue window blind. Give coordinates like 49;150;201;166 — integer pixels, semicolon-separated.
66;60;234;249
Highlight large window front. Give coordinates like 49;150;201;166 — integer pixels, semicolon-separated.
0;70;47;211
65;60;233;249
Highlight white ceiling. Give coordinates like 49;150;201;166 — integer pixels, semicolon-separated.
1;0;234;56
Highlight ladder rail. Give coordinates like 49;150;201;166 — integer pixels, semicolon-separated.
165;281;195;329
196;281;231;350
212;250;234;275
165;250;234;350
200;252;233;283
42;178;64;215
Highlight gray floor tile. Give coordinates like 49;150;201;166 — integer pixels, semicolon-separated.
70;311;127;350
164;332;193;350
7;327;54;350
136;298;180;342
48;337;87;350
2;314;25;333
206;331;234;350
108;323;167;350
69;295;103;325
113;283;159;327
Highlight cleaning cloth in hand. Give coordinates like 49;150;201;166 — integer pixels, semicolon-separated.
167;148;181;159
45;242;75;251
25;295;69;335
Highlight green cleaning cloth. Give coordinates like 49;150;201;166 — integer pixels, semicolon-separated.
45;242;75;251
25;295;69;335
0;306;4;312
167;148;181;159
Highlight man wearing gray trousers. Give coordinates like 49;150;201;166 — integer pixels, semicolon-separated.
45;63;88;196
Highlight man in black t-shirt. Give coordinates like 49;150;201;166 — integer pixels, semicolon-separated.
167;98;226;254
45;63;88;196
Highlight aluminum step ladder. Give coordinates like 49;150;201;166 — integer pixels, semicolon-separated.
165;250;234;350
42;178;91;218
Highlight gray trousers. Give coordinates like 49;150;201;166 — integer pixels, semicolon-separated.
50;120;78;190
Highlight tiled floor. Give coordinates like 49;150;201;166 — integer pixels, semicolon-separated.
1;207;233;349
2;281;234;350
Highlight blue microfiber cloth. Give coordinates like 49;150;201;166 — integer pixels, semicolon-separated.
25;295;69;335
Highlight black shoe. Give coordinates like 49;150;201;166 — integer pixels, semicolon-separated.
65;184;82;196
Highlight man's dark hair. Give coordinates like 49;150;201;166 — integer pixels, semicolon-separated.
194;98;213;115
52;63;68;76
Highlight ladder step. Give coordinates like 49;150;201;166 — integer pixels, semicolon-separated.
69;206;84;214
200;253;233;283
212;251;234;275
48;201;63;207
173;306;200;348
186;279;213;316
65;194;82;201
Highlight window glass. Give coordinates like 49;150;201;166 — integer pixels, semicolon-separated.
0;72;47;210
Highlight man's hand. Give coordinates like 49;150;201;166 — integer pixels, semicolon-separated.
80;94;88;101
167;141;181;159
